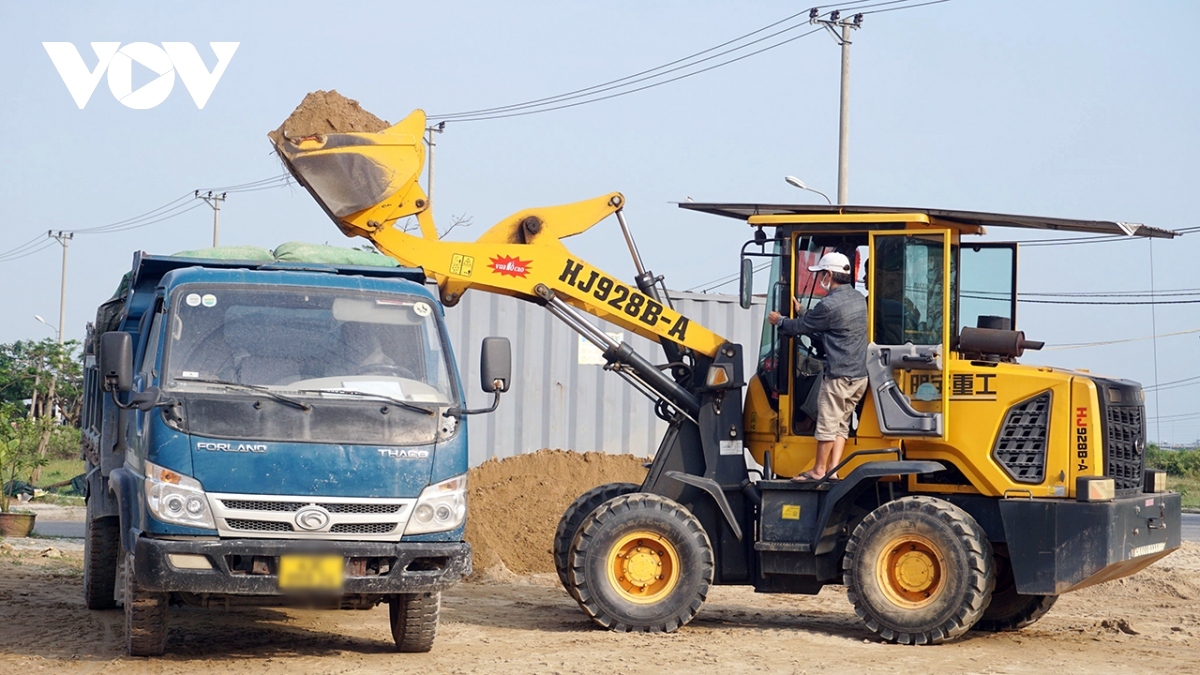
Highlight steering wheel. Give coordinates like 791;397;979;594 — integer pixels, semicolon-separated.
354;363;417;379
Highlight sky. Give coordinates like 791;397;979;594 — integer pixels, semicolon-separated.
1;0;1197;442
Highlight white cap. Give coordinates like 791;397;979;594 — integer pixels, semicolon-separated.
807;252;852;275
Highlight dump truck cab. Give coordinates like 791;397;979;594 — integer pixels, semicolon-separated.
82;250;511;656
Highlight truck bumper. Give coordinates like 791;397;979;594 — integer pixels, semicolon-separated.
134;537;471;595
999;491;1181;595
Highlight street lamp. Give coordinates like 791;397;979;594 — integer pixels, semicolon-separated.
35;314;60;342
785;176;832;205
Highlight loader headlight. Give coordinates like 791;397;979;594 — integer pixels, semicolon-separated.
404;474;467;535
144;460;215;529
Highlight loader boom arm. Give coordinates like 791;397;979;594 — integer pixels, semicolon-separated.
273;108;728;359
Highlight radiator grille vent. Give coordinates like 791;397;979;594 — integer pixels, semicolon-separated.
993;392;1051;484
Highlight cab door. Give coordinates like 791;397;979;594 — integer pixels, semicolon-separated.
866;230;951;440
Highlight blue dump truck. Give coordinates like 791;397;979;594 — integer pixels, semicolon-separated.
79;247;510;656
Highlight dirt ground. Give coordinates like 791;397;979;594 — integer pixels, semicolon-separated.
0;540;1196;674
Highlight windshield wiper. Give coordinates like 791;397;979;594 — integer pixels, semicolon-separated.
297;388;437;417
179;378;312;411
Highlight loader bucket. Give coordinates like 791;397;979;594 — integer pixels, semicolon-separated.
272;109;430;239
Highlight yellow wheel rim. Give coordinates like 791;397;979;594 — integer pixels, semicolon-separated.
876;534;944;609
606;531;680;604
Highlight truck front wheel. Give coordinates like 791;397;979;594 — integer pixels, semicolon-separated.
843;496;994;645
83;511;120;610
568;493;713;633
123;553;169;656
390;592;440;652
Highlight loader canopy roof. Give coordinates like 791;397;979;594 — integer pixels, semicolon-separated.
678;203;1179;239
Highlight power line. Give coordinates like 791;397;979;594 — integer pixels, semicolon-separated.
431;1;887;121
430;1;953;123
1045;327;1200;350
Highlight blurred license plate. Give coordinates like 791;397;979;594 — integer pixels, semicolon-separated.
278;555;343;590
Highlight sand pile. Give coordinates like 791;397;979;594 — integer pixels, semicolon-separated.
465;449;648;576
268;90;390;145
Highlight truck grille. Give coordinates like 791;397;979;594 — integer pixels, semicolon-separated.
330;522;398;534
209;493;414;542
992;392;1051;484
227;519;293;532
1105;405;1146;494
219;499;404;515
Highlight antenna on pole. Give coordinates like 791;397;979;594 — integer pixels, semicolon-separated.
425;121;446;215
194;190;227;247
47;230;73;344
811;9;864;204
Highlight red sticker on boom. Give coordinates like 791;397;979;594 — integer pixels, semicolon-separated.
489;255;532;278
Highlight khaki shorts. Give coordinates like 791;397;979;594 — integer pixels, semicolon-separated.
815;375;868;442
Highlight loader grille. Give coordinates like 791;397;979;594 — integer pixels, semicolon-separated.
992;392;1051;484
1105;404;1146;494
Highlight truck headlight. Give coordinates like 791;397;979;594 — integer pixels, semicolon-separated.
144;460;215;529
404;474;467;535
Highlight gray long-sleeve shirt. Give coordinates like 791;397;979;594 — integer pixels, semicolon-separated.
777;284;868;378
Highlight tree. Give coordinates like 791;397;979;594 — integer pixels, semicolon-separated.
0;404;49;512
0;339;83;483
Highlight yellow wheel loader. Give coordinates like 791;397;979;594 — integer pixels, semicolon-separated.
272;108;1182;644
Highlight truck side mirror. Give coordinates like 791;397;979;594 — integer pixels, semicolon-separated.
99;332;133;393
738;257;754;309
480;337;512;393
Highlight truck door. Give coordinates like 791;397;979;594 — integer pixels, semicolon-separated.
866;231;951;440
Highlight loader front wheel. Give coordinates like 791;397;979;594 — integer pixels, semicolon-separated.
844;496;994;645
568;493;712;633
973;553;1057;632
553;482;641;599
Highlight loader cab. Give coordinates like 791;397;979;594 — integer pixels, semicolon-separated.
729;211;1019;479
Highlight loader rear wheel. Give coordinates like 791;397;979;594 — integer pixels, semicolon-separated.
568;493;712;633
83;509;120;610
553;482;641;599
390;592;440;652
123;553;169;656
973;554;1057;632
844;496;994;645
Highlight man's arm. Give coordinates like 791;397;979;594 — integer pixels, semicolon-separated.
776;300;832;337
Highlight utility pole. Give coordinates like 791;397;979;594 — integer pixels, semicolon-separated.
811;9;863;204
195;190;226;247
424;121;446;211
48;230;72;344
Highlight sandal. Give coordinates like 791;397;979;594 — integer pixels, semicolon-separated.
791;471;824;482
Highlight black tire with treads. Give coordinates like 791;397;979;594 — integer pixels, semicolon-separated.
390;592;440;652
123;553;169;656
553;482;641;599
973;553;1057;632
568;493;712;633
843;496;995;645
83;500;120;610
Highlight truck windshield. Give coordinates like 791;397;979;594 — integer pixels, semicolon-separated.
163;285;457;407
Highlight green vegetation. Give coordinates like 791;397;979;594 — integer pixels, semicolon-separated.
1146;445;1200;509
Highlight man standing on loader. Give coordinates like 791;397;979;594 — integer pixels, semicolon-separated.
768;251;868;481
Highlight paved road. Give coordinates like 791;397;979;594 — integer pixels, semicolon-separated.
1183;513;1200;543
29;513;1200;542
32;520;84;538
